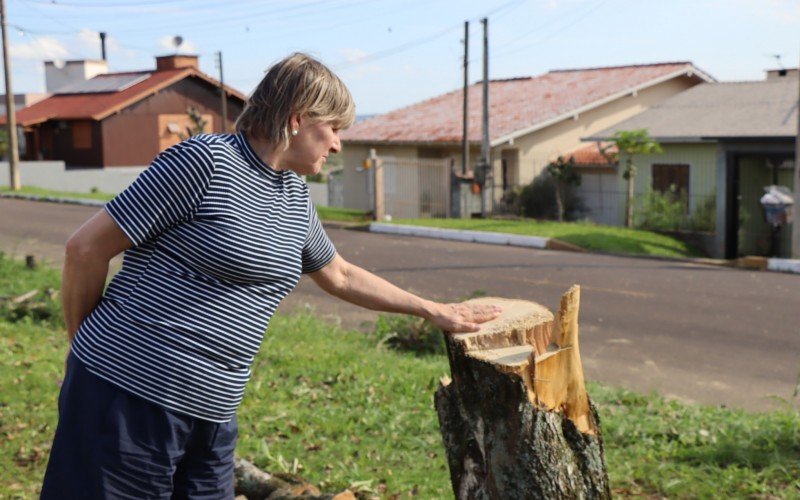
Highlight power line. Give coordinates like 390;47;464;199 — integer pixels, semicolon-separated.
332;0;525;71
492;0;610;61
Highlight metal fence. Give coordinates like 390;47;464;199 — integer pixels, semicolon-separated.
381;157;452;219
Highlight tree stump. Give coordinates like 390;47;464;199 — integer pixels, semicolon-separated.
435;285;610;499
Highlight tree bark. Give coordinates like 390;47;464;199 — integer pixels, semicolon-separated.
435;286;610;499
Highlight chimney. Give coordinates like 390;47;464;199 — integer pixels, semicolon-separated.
44;59;108;93
155;54;199;71
766;68;799;80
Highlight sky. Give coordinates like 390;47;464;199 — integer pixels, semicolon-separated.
3;0;800;115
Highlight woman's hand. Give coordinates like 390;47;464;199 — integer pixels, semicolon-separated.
426;302;502;333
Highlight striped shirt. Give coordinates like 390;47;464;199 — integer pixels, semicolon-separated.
70;133;337;423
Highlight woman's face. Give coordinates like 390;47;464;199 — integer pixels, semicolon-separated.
282;117;341;176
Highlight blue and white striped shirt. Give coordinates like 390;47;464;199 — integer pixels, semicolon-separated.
71;133;337;422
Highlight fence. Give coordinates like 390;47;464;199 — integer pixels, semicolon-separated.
380;157;452;219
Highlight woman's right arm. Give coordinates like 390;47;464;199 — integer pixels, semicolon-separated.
62;209;133;342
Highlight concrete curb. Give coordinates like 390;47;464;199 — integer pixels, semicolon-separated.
735;255;800;275
370;222;551;249
0;192;106;207
767;258;800;274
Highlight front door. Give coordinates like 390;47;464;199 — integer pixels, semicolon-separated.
728;154;794;258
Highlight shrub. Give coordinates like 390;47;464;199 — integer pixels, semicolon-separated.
519;174;586;221
689;194;716;232
636;187;688;231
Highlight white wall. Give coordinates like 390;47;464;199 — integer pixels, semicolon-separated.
0;161;145;194
1;161;333;206
307;182;329;207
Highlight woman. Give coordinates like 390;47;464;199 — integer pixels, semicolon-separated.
41;53;500;498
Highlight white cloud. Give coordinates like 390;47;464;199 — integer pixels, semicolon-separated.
339;48;368;64
158;35;199;54
10;36;70;61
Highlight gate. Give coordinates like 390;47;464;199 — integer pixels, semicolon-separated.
382;157;451;219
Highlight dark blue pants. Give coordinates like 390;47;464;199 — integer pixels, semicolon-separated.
41;353;237;499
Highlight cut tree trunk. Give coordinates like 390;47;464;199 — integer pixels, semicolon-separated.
435;286;610;499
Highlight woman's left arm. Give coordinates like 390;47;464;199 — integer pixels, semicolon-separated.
308;254;500;333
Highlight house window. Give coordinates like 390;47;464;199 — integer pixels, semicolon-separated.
72;122;92;149
652;163;689;199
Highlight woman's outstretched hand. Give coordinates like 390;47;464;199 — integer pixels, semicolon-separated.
426;302;503;333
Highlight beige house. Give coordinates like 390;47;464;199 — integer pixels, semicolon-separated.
587;69;798;259
340;62;713;217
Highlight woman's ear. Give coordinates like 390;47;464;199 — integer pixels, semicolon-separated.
289;115;302;134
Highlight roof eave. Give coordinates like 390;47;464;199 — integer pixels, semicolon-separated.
491;65;712;147
583;134;717;143
342;139;482;147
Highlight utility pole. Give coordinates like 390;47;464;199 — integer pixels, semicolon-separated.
462;21;469;175
216;51;228;133
480;17;490;217
792;49;800;258
1;0;20;190
99;32;107;61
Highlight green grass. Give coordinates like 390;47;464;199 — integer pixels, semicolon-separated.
0;186;114;202
390;218;704;258
315;206;371;223
1;255;798;498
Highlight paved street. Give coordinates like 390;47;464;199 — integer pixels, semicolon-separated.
2;198;799;411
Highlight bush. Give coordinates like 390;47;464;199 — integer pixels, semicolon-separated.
637;189;717;233
518;174;586;221
636;187;689;231
689;194;716;232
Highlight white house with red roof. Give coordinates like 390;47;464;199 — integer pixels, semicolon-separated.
340;62;714;217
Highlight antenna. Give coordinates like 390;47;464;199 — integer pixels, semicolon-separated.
172;35;183;54
772;54;784;69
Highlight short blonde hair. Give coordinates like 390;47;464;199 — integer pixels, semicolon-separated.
235;53;355;149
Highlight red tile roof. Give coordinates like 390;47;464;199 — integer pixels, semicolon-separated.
569;142;617;166
342;62;711;145
7;68;246;126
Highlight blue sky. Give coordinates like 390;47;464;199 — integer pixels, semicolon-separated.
4;0;800;114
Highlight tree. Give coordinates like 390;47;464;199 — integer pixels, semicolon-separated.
545;155;581;222
610;129;662;228
177;106;209;140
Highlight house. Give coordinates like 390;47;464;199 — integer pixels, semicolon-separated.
340;62;714;217
4;55;246;167
586;69;798;259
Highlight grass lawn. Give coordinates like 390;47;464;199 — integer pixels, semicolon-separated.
1;255;798;498
315;206;371;223
390;218;705;259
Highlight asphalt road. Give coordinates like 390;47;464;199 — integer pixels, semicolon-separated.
2;198;799;412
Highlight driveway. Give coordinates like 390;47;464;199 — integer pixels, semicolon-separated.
2;198;799;412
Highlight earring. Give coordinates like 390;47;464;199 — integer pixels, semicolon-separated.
291;130;298;137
